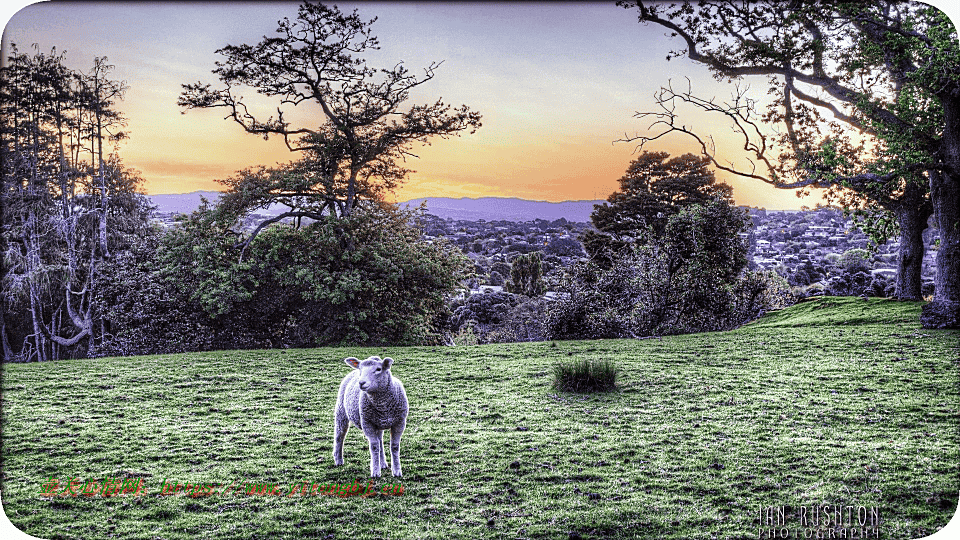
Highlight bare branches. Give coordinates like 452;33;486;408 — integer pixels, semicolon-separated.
180;1;481;222
622;1;926;141
618;78;775;183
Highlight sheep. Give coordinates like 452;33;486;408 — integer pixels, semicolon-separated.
333;356;408;478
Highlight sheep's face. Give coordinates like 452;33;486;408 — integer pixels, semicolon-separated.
345;356;394;394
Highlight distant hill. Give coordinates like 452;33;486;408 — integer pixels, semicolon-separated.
149;192;604;222
149;191;223;215
400;197;603;222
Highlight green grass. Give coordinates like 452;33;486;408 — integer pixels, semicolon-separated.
1;297;957;539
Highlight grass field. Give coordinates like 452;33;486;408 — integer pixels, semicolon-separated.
1;297;958;540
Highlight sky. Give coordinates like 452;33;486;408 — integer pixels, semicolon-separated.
2;1;959;209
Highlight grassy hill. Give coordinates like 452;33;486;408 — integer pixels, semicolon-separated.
2;297;957;539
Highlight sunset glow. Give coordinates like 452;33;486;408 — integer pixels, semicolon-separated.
4;1;957;209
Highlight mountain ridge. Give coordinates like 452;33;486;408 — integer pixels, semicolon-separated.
148;192;606;222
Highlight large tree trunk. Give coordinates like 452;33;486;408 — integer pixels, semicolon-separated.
921;95;960;329
921;169;960;328
892;185;930;300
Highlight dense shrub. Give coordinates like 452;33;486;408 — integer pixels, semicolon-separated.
103;204;470;352
449;291;548;343
730;270;796;321
547;200;768;339
825;269;872;297
485;297;549;343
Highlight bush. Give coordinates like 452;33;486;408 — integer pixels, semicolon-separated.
825;269;871;297
552;358;619;393
485;297;549;343
867;274;892;297
727;270;797;324
548;200;753;338
838;248;872;274
449;292;548;343
125;203;471;351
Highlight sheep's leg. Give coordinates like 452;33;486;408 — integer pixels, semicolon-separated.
380;432;387;470
389;421;405;477
366;429;384;478
333;406;348;466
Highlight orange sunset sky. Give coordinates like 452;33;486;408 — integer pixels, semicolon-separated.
3;1;958;209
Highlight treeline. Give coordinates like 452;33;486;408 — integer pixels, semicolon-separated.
449;152;793;345
0;47;473;361
1;45;154;361
0;3;793;361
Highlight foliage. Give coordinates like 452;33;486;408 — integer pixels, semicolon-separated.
730;270;796;322
0;44;150;361
544;236;585;258
548;200;756;339
619;0;960;323
837;248;873;274
485;297;549;343
552;358;618;393
505;251;546;297
94;224;216;356
155;203;471;349
583;151;733;264
826;270;873;298
449;291;549;344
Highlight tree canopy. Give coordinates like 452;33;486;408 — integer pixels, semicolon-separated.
179;1;481;229
583;151;733;264
619;0;959;327
549;200;760;339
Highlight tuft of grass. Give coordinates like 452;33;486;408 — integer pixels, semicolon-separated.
552;358;618;393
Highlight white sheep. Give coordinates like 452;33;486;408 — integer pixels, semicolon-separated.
333;355;408;478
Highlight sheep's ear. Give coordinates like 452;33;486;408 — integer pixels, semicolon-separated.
381;357;393;370
344;357;361;369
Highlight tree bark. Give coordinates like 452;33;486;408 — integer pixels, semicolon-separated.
892;184;931;300
921;94;960;329
1;312;13;362
921;169;960;328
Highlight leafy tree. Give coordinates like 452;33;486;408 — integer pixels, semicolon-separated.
618;1;959;327
94;223;216;356
486;297;549;343
157;203;470;348
548;200;753;339
583;151;733;265
838;248;873;274
506;251;547;297
179;1;481;236
449;290;547;344
544;236;585;258
449;291;522;342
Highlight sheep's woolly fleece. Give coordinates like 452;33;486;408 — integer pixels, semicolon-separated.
333;356;408;478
